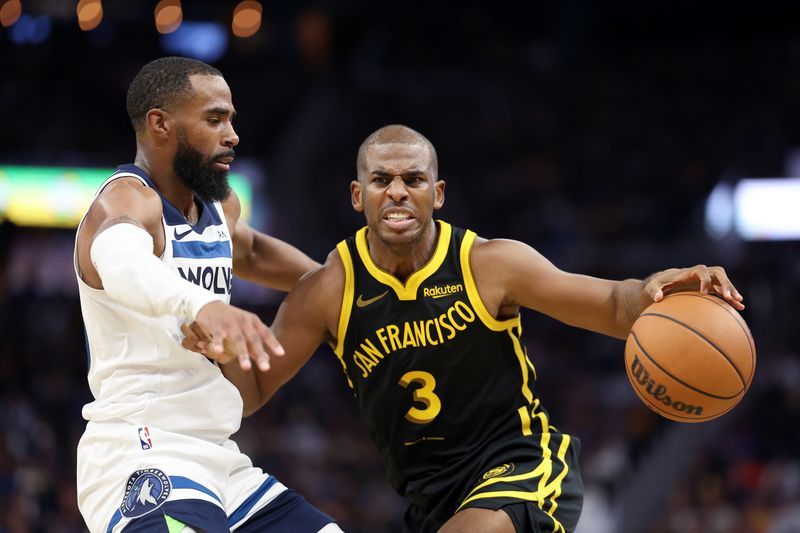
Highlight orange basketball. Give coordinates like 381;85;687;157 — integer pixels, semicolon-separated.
624;292;756;423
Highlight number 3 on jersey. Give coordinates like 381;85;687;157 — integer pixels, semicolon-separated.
399;370;442;424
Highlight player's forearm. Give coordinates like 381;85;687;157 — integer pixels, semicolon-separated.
235;232;319;291
91;223;217;319
220;341;311;416
220;361;267;417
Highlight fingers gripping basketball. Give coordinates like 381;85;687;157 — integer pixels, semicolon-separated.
624;292;756;422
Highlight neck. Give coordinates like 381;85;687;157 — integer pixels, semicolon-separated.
366;220;439;283
134;149;198;222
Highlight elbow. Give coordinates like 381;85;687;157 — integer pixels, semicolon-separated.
241;386;279;417
241;393;267;418
242;403;260;418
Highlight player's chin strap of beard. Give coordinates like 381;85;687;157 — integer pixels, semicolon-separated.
91;223;217;320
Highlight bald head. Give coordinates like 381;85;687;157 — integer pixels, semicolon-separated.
357;125;438;181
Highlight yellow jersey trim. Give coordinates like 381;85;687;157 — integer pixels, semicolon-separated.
461;231;536;405
334;241;355;388
457;421;571;533
544;435;572;530
459;230;520;332
509;330;534;404
354;220;452;301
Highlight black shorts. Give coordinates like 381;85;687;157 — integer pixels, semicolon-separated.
403;435;583;533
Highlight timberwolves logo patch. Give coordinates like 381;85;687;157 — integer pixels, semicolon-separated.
120;468;171;518
482;463;515;480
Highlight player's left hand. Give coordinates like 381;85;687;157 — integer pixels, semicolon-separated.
181;321;211;354
181;321;258;365
643;264;745;310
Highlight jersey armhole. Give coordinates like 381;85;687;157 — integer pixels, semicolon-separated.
460;230;520;332
333;241;355;388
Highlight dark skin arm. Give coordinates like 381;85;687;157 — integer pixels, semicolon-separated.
189;248;341;415
76;177;165;289
212;192;320;388
184;234;744;412
222;192;319;291
468;237;744;340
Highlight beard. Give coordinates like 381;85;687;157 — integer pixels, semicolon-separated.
173;131;233;203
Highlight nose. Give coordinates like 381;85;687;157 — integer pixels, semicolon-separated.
223;123;239;148
386;176;408;202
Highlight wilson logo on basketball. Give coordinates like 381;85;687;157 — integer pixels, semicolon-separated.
629;355;703;416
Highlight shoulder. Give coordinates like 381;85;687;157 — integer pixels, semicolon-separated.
287;248;345;303
468;236;533;267
282;247;346;329
96;175;160;204
467;235;557;290
86;176;163;229
295;247;346;292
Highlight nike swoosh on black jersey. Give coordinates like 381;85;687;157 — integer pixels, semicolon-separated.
173;228;193;240
356;290;389;308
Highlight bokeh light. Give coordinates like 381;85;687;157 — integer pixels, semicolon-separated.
0;0;22;27
155;0;182;34
232;1;262;38
76;0;102;32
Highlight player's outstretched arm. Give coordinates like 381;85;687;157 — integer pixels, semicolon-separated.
222;192;320;291
78;179;282;372
186;249;344;416
470;238;744;340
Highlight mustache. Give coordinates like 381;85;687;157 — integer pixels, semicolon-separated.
213;149;236;161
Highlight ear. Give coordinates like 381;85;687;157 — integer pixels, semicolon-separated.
350;180;364;212
433;179;445;210
145;108;171;140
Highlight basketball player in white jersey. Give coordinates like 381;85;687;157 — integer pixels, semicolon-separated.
74;57;343;533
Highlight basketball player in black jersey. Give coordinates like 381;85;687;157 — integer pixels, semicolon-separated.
185;124;745;532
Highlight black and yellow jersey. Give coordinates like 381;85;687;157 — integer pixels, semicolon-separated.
334;220;580;530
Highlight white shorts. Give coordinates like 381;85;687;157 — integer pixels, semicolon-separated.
77;421;287;533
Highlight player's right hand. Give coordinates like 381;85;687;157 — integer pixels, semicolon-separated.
643;264;745;310
182;301;284;371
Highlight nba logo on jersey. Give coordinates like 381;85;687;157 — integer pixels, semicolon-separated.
120;468;171;518
138;426;152;450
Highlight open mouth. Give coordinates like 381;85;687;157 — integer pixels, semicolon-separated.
382;209;415;229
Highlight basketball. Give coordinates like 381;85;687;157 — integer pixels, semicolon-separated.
624;292;756;423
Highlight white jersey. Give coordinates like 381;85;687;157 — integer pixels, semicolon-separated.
75;164;242;443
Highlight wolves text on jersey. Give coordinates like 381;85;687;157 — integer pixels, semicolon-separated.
177;265;232;295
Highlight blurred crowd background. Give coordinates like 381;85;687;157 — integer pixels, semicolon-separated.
2;1;800;532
